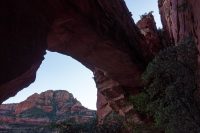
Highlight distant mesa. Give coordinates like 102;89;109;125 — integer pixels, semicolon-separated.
0;90;96;132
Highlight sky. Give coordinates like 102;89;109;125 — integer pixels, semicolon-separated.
125;0;162;28
3;0;161;110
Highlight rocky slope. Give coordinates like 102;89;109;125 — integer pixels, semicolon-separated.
0;90;96;132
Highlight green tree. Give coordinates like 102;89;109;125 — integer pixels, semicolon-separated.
130;37;200;133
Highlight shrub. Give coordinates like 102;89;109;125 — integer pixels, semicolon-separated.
19;107;47;118
130;37;200;133
50;112;125;133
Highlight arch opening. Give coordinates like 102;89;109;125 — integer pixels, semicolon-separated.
3;51;97;110
0;0;164;132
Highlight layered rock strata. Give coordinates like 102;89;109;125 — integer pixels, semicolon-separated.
1;0;200;127
0;90;96;126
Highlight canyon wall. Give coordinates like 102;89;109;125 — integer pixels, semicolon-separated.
159;0;200;92
0;0;200;127
0;0;150;122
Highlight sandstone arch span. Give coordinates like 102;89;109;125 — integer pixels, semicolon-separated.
0;0;153;123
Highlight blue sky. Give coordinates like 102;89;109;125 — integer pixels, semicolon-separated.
125;0;162;27
3;0;161;110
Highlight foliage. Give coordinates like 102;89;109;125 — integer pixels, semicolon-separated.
140;11;154;19
132;124;162;133
130;37;200;133
50;112;125;133
50;119;92;133
129;92;149;114
0;121;5;125
97;112;125;132
19;107;48;118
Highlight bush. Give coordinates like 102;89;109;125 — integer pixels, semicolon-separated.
19;108;48;118
50;112;125;133
130;37;200;133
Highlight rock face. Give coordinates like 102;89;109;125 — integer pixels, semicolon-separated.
0;90;96;128
94;68;142;124
136;12;161;61
0;0;200;128
159;0;200;92
0;0;148;123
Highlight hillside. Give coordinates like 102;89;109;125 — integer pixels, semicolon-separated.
0;90;96;132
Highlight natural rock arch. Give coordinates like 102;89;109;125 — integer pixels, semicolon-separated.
0;0;162;122
0;0;148;122
1;0;200;126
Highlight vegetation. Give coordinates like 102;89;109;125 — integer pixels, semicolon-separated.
140;11;153;19
50;112;125;133
130;37;200;133
19;107;48;118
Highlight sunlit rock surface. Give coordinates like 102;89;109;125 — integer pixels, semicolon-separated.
1;0;200;127
0;90;95;131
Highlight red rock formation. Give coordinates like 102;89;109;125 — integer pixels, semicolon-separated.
159;0;200;90
137;12;161;61
1;0;199;128
0;0;148;123
47;0;146;89
94;68;142;124
0;90;96;126
0;1;147;104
